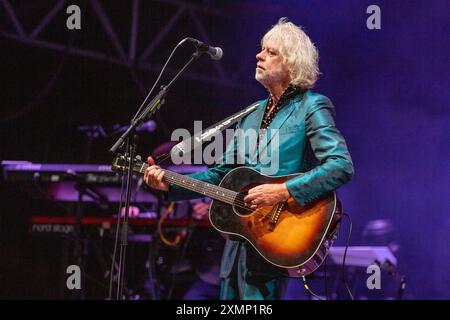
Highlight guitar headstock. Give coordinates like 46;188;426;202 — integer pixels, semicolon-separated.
111;153;145;174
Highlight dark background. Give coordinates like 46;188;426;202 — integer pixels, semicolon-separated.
0;0;449;299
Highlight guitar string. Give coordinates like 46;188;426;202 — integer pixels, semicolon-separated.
159;172;263;210
126;163;276;212
136;164;235;199
161;175;256;212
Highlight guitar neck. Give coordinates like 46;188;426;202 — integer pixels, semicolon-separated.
134;163;239;205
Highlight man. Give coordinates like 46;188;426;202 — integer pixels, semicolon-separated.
144;18;354;300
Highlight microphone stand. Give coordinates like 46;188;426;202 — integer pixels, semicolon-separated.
109;49;204;300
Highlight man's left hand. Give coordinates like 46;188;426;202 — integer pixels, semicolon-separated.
244;183;290;209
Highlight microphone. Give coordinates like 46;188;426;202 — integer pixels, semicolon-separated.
184;37;223;60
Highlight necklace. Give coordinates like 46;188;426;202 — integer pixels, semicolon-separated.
260;84;300;129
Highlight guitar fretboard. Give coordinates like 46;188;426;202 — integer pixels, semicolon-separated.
135;163;241;206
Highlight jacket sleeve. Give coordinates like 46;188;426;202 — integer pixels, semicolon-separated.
285;96;354;206
167;123;242;202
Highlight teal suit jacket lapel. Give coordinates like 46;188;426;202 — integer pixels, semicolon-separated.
246;99;267;162
253;98;267;129
257;96;301;159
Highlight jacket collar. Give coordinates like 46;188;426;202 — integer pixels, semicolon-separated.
251;90;306;160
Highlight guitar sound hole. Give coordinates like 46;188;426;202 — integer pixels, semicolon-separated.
233;191;253;216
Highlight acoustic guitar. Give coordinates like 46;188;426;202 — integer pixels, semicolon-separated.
112;154;342;277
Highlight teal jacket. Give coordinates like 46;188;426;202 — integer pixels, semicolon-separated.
168;89;354;278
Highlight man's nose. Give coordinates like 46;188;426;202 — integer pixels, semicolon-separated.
256;51;264;61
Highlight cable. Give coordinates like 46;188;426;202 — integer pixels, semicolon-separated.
301;276;324;300
397;275;406;300
166;224;194;300
132;38;189;121
158;202;185;247
116;140;138;300
107;165;127;300
341;213;354;300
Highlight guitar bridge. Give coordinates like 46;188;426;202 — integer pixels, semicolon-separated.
268;202;285;232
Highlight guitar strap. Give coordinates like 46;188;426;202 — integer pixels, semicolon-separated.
155;101;260;163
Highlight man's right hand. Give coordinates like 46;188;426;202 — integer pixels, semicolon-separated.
144;156;169;192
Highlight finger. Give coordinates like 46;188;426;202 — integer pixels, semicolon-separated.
153;168;162;181
247;197;260;209
252;184;266;192
147;156;155;166
144;168;151;181
244;193;261;203
145;171;152;184
149;172;158;185
156;169;165;182
145;173;152;186
257;199;267;207
247;187;258;194
144;166;156;178
251;185;263;193
147;167;158;179
152;168;163;182
146;168;158;185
